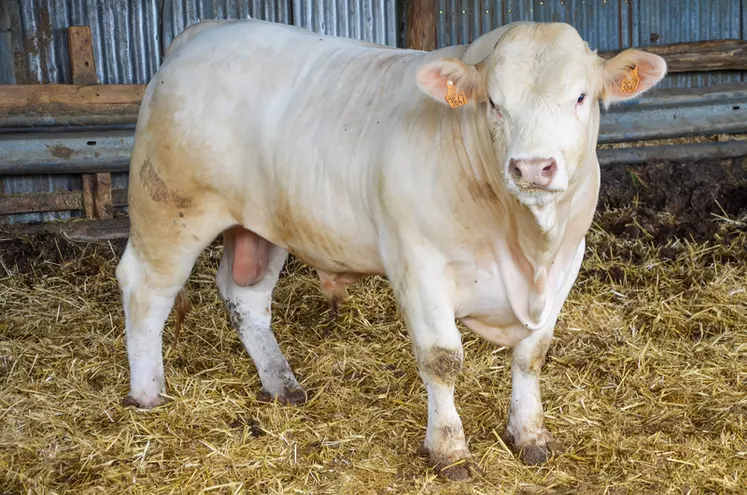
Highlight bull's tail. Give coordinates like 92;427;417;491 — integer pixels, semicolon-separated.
173;287;191;345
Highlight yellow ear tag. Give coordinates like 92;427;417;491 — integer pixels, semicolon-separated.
620;65;641;93
445;79;468;108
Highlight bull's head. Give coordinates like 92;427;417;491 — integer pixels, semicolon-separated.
416;22;667;209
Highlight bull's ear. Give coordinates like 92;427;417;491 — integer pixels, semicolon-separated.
416;58;483;108
601;49;667;108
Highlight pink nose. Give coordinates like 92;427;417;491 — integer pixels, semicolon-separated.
509;158;557;188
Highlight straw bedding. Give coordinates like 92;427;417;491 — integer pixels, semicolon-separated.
1;170;745;494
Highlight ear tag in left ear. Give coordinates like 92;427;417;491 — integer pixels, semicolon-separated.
445;79;468;108
620;65;640;93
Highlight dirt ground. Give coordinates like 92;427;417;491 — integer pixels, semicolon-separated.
0;158;745;494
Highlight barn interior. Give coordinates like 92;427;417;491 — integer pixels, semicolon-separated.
1;1;746;493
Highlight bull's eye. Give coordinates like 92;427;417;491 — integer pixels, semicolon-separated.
488;97;501;117
577;93;586;104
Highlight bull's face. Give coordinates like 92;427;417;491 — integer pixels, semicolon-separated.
416;23;667;208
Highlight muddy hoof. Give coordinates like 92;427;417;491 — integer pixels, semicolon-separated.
418;443;481;482
501;427;554;465
416;443;430;458
121;394;168;409
519;443;551;465
438;459;482;482
258;387;308;405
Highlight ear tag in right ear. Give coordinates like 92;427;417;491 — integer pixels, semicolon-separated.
620;65;640;93
445;79;468;108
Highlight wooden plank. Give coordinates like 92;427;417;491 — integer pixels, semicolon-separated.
599;39;747;73
0;218;130;243
0;38;742;126
93;172;113;218
406;0;437;51
69;25;104;219
0;188;127;216
67;26;99;85
60;218;130;242
0;84;145;127
68;25;114;220
82;174;95;219
0;191;83;215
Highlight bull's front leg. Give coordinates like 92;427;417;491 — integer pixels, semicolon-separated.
386;250;479;481
501;322;556;464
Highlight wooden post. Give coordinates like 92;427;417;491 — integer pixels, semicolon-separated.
67;25;113;220
406;0;437;51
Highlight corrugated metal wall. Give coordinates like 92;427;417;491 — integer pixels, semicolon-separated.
438;0;624;52
630;0;744;88
3;0;747;224
292;0;398;46
0;0;397;224
437;0;747;89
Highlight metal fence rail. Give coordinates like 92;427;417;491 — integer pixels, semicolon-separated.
3;84;747;178
600;84;747;143
0;130;133;175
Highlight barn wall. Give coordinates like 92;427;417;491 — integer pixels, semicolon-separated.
292;0;398;47
436;0;747;88
0;0;398;224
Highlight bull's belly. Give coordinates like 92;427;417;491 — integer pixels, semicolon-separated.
240;207;385;276
283;241;385;276
453;265;534;348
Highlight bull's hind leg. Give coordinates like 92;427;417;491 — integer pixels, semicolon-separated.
116;213;230;409
216;226;306;405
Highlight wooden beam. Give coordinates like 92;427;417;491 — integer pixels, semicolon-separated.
93;172;113;218
599;39;747;73
60;218;130;242
0;218;131;243
0;191;83;215
67;26;99;85
69;26;99;220
81;174;96;219
68;25;113;221
0;188;127;216
0;84;145;127
406;0;437;51
0;39;743;127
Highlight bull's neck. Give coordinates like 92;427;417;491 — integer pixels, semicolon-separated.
448;106;598;276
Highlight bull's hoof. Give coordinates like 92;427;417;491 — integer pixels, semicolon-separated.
501;427;555;465
121;393;168;409
258;386;308;406
417;443;481;482
518;443;551;465
438;459;482;482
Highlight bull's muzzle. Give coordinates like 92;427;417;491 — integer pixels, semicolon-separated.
508;158;558;190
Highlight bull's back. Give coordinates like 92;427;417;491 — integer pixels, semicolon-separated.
135;20;430;274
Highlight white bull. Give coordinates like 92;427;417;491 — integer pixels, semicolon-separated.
116;18;666;480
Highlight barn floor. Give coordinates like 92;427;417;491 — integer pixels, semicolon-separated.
1;203;746;494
